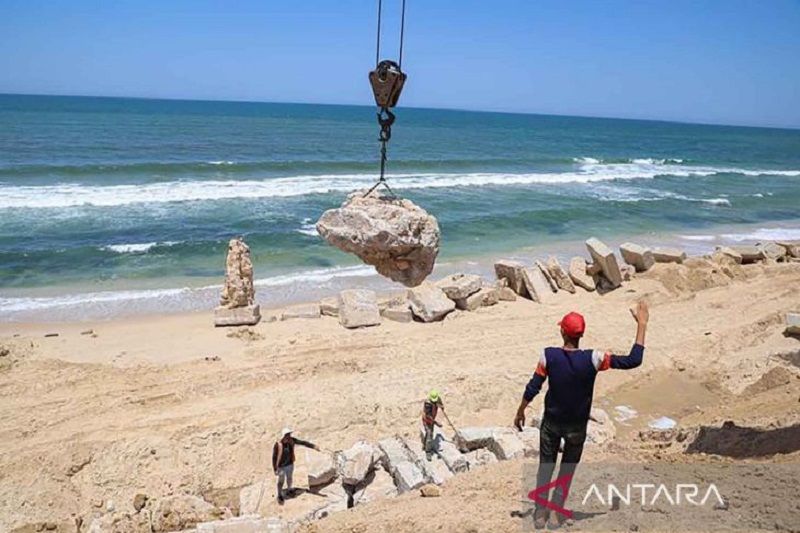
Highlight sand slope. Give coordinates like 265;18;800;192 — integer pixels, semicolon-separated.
1;260;799;531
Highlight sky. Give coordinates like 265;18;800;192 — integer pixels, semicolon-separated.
1;0;799;128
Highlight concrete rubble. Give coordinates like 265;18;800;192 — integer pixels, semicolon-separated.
569;257;596;292
777;241;800;258
521;266;554;303
316;190;440;287
619;242;655;272
338;440;377;486
320;297;339;317
337;289;381;329
381;305;413;323
545;256;576;293
486;429;526;460
214;238;260;327
586;237;623;288
407;282;456;322
280;303;321;321
494;260;528;296
455;286;499;311
652;247;687;264
435;273;482;300
757;241;786;261
535;260;560;293
306;448;337;488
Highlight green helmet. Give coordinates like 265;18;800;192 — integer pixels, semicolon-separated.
428;389;440;403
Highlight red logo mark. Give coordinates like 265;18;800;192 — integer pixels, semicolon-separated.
527;473;574;518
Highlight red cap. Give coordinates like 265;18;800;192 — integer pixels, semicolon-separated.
559;312;586;338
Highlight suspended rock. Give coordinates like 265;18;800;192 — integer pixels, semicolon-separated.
316;190;440;287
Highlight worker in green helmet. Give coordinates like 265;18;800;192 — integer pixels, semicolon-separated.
422;389;444;459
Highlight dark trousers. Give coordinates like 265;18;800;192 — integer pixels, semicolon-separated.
535;416;588;511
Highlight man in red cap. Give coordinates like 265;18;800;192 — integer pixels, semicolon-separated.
514;301;649;529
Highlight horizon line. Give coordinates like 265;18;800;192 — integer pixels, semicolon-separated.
1;91;798;132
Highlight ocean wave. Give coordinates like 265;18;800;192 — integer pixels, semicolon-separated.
0;265;376;314
719;228;800;242
0;161;797;209
103;241;180;253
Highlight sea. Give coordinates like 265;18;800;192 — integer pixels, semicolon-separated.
1;94;799;322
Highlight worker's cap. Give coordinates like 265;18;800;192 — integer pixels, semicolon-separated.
281;427;293;438
559;312;586;338
428;389;440;403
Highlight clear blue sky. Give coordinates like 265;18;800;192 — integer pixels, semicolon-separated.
1;0;799;128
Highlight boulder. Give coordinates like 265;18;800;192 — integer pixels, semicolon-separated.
497;286;517;301
381;305;413;323
652;247;687;264
339;441;376;486
419;426;468;473
320;297;339;317
454;427;494;452
338;289;381;329
535;260;559;293
757;242;786;261
377;291;408;311
455;286;499;311
487;430;525;460
619;242;655;272
393;461;426;493
408;282;456;322
586;408;616;445
151;495;223;532
786;313;800;336
280;303;320;320
405;438;454;485
377;436;412;470
521;267;554;303
569;257;596;292
777;241;800;258
586;238;623;288
464;448;497;469
715;246;743;264
517;427;540;458
435;273;482;300
316;190;440;287
420;484;441;497
545;256;576;293
730;245;766;264
306;448;337;488
214;305;261;327
218;238;256;309
494;260;528;296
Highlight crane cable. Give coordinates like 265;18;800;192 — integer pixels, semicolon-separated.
365;0;407;197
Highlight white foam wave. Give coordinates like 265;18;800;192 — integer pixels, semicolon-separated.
207;160;235;166
0;265;377;314
679;234;717;242
295;224;319;237
720;228;800;242
0;161;797;209
103;241;180;253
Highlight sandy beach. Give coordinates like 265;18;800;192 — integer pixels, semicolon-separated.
2;252;799;532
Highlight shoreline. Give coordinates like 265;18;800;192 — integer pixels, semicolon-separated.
3;219;800;323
